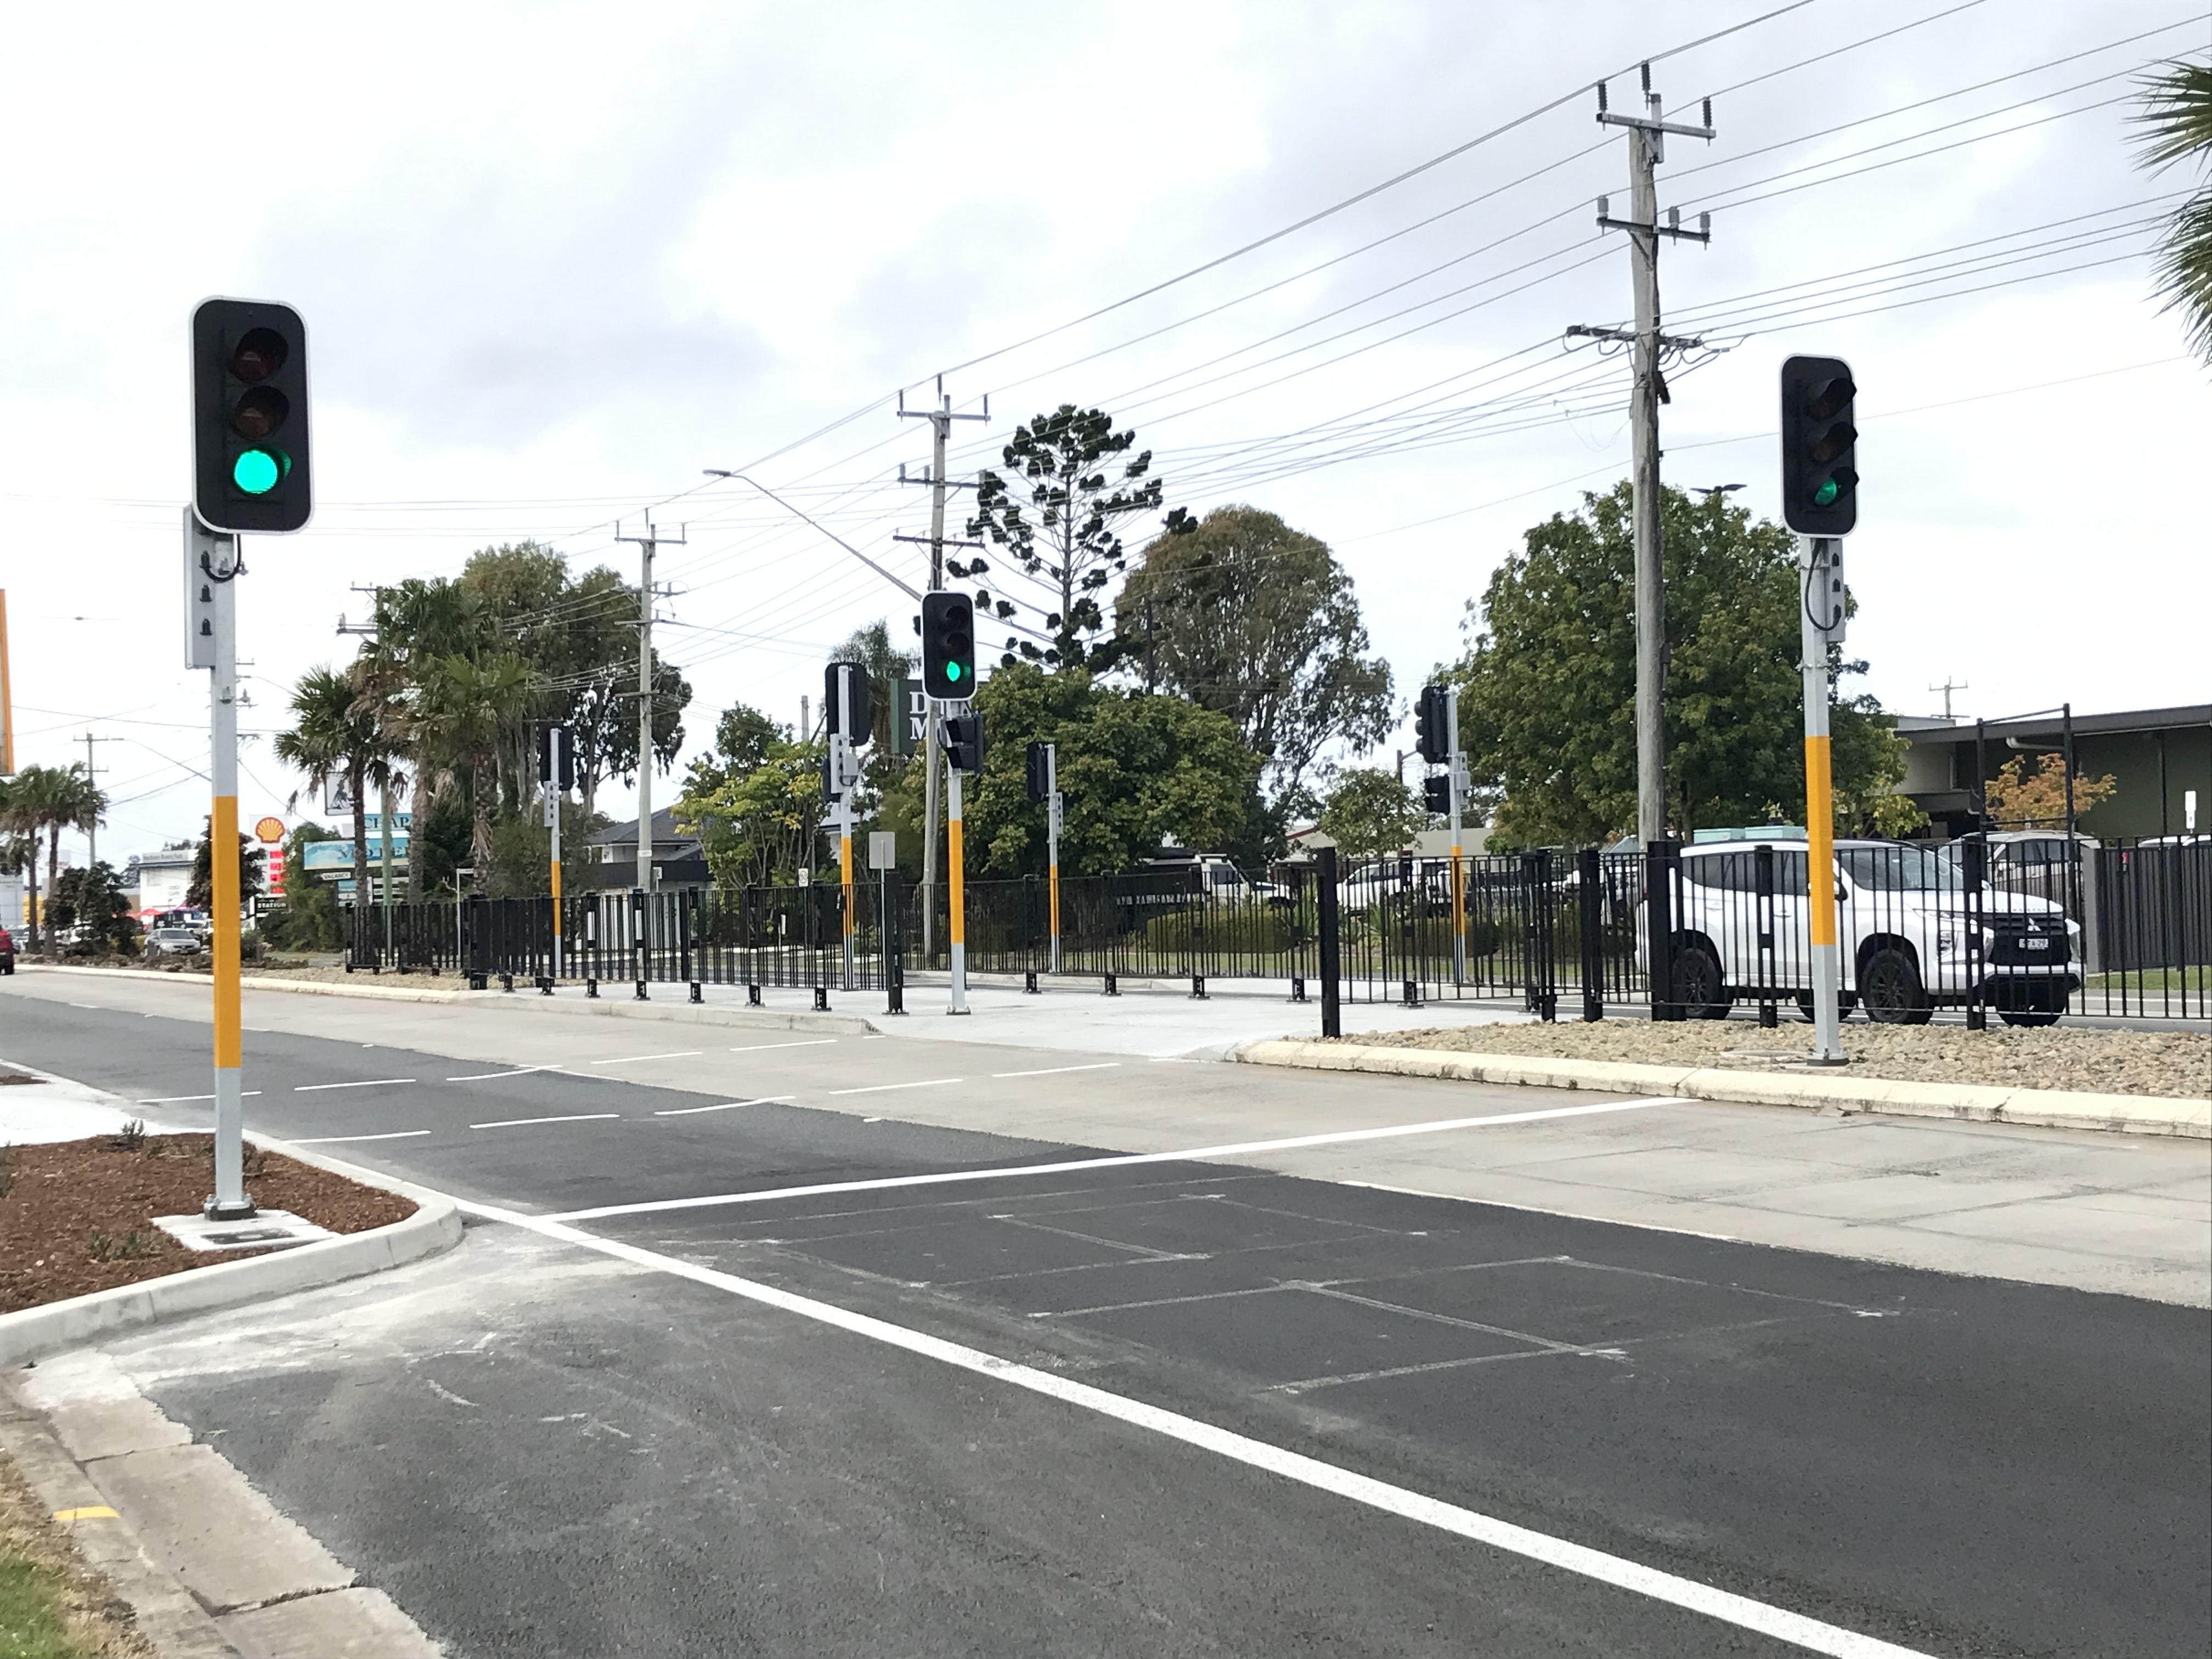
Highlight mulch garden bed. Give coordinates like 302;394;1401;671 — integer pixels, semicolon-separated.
0;1133;415;1317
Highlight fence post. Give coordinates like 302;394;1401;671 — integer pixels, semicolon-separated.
883;870;906;1015
1646;839;1680;1022
1754;842;1779;1028
631;888;648;1000
1317;846;1341;1039
463;894;488;991
1523;848;1557;1021
1578;847;1604;1021
1962;832;1987;1030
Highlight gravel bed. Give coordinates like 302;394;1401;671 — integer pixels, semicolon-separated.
1342;1020;2211;1099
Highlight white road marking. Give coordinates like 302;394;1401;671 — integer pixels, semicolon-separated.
727;1039;839;1053
991;1062;1122;1079
444;1064;571;1082
291;1130;433;1144
549;1097;1691;1222
459;1197;1934;1659
651;1096;795;1117
470;1113;623;1130
294;1077;416;1092
827;1077;963;1097
68;1001;100;1009
136;1091;263;1104
589;1051;703;1066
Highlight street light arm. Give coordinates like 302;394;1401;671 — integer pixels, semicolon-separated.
703;471;922;602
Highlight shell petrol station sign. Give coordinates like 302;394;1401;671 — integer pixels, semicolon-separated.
255;816;286;898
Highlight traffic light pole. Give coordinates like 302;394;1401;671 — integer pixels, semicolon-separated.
202;526;252;1218
838;782;856;992
546;727;563;981
945;723;969;1015
616;516;684;903
1799;535;1848;1065
1046;742;1062;976
1446;689;1466;986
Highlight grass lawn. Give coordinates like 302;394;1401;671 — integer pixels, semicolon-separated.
0;1454;148;1658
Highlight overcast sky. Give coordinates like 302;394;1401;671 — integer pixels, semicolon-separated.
3;0;2207;866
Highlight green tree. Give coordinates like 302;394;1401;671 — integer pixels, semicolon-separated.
2134;57;2212;364
682;702;787;803
830;618;916;753
0;763;103;951
359;575;484;900
188;819;266;912
1317;768;1430;862
414;653;534;878
679;737;828;888
50;861;136;952
964;405;1193;672
953;664;1261;877
274;664;402;913
1115;505;1394;799
1440;482;1910;845
259;823;341;951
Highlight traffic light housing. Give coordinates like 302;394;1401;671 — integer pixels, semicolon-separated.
1414;685;1451;763
1423;775;1452;815
537;725;575;792
919;592;977;700
1025;741;1052;803
192;297;312;534
824;661;874;743
945;712;985;775
1779;354;1857;536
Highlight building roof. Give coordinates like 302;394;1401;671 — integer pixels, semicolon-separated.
1904;704;2211;744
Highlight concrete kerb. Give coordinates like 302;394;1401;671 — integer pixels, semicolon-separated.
1231;1039;2212;1139
0;1152;461;1371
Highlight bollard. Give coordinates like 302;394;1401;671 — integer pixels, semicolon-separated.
812;986;830;1013
1190;975;1208;1001
585;977;599;999
538;976;554;996
1402;978;1421;1008
688;981;702;1005
1024;969;1040;995
1289;976;1307;1003
1103;970;1120;997
468;972;488;992
634;979;649;1002
747;983;762;1007
500;973;514;994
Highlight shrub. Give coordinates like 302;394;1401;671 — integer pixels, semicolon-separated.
1143;906;1299;955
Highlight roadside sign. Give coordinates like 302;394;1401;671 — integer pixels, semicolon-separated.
253;816;285;843
868;831;896;871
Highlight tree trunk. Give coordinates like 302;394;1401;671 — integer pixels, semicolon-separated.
46;823;61;944
25;827;40;952
350;758;371;919
407;764;429;905
470;754;495;886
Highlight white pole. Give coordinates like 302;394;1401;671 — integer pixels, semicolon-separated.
206;527;251;1217
1800;534;1846;1064
1047;741;1061;975
1447;687;1466;986
549;727;563;981
946;730;968;1015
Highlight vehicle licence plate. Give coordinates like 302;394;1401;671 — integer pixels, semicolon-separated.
2024;938;2050;950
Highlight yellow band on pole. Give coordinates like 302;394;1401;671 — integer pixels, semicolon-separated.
212;794;241;1068
839;833;855;939
1048;861;1060;939
550;857;562;930
947;816;965;947
1804;733;1836;948
1451;849;1465;938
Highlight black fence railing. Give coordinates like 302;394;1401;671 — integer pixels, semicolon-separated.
337;834;2209;1023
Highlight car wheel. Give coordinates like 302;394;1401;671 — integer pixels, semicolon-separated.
1792;989;1858;1023
1993;979;2064;1028
1859;947;1932;1024
1673;940;1731;1019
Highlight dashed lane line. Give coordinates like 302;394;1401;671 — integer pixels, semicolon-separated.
135;1092;263;1104
295;1077;416;1092
651;1096;797;1117
290;1130;433;1145
444;1064;572;1082
548;1096;1690;1223
727;1039;840;1053
826;1078;964;1097
991;1062;1122;1079
453;1195;1936;1659
470;1113;623;1130
589;1052;703;1066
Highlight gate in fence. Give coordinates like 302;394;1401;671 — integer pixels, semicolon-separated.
335;833;2207;1024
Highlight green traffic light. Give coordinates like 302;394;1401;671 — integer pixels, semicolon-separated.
946;662;964;682
232;449;280;495
1813;477;1839;507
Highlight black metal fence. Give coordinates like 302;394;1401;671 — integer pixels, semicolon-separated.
339;834;2209;1024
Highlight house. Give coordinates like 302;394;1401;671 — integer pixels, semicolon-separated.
578;807;711;891
1897;704;2212;841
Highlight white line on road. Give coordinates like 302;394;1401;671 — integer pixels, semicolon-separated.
651;1096;796;1117
827;1077;963;1097
990;1063;1122;1079
549;1097;1690;1222
589;1052;703;1066
290;1130;434;1144
727;1039;839;1053
470;1113;623;1130
444;1064;571;1082
67;1002;100;1009
135;1092;263;1104
459;1197;1933;1659
294;1078;417;1092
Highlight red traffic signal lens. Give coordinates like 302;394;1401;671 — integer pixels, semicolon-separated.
229;386;290;440
228;328;289;383
1802;375;1854;421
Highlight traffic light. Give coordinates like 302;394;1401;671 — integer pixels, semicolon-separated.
824;661;874;743
1423;775;1452;815
919;592;976;699
536;725;574;792
1779;354;1857;536
944;712;985;775
1025;741;1052;803
192;298;312;534
1414;685;1451;763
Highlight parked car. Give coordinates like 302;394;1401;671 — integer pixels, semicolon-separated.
1638;838;2081;1027
144;924;204;958
0;924;14;974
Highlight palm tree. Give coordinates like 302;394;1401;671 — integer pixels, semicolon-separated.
275;666;402;913
831;619;917;753
2135;58;2212;364
0;764;92;951
48;765;106;924
415;653;533;883
362;579;486;901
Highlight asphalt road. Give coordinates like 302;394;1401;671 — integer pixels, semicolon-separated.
5;991;2209;1657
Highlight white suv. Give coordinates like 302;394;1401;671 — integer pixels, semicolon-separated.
1640;839;2081;1026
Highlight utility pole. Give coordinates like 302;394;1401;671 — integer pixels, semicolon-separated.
616;515;684;900
1929;678;1967;720
80;732;112;871
1579;65;1714;847
898;379;988;955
